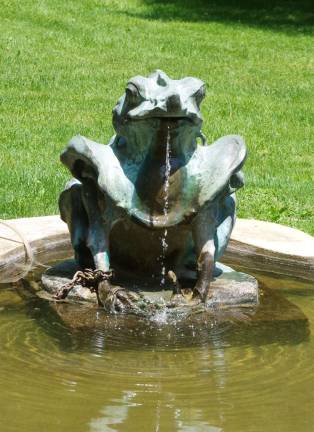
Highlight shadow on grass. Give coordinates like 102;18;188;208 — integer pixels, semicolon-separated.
126;0;314;32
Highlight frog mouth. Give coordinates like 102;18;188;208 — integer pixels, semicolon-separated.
126;109;199;123
129;116;196;128
156;117;192;127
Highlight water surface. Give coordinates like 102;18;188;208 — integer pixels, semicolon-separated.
0;277;313;432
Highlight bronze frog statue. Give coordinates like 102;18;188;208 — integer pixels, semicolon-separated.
59;70;246;309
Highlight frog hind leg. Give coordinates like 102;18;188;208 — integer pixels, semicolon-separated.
189;193;236;303
214;193;236;262
59;179;95;269
59;179;141;313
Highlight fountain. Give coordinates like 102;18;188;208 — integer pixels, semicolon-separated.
1;71;314;432
40;70;258;314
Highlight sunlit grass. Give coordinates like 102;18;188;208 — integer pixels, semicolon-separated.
0;0;313;234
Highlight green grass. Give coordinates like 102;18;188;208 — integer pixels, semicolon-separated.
0;0;313;234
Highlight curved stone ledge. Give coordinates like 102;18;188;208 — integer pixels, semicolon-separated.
0;216;73;283
221;219;314;285
0;216;313;285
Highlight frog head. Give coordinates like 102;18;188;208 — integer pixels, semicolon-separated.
112;70;206;160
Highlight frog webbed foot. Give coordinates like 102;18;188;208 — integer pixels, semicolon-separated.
167;270;200;307
167;270;187;306
169;293;189;307
192;280;214;305
97;281;141;313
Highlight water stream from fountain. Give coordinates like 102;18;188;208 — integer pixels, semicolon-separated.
160;126;171;287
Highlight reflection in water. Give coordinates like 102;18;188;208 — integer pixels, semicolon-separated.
90;402;129;432
0;278;313;432
89;381;224;432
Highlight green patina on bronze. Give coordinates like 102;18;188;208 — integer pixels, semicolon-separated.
59;70;247;310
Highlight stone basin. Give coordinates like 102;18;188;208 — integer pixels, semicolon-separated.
1;216;313;286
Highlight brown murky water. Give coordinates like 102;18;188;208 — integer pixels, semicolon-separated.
0;276;313;432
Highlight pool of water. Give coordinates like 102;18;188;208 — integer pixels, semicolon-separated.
0;275;314;432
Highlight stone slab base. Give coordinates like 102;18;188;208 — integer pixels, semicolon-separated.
40;260;259;313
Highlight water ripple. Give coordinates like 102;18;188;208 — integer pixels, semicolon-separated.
0;284;313;432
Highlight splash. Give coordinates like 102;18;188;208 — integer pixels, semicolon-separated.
160;127;171;286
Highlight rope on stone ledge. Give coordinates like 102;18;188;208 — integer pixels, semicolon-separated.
0;219;50;283
53;268;158;314
54;269;113;303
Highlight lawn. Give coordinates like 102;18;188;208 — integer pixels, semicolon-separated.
0;0;313;234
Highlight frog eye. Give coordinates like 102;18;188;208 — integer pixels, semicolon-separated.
194;85;206;107
125;83;142;105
